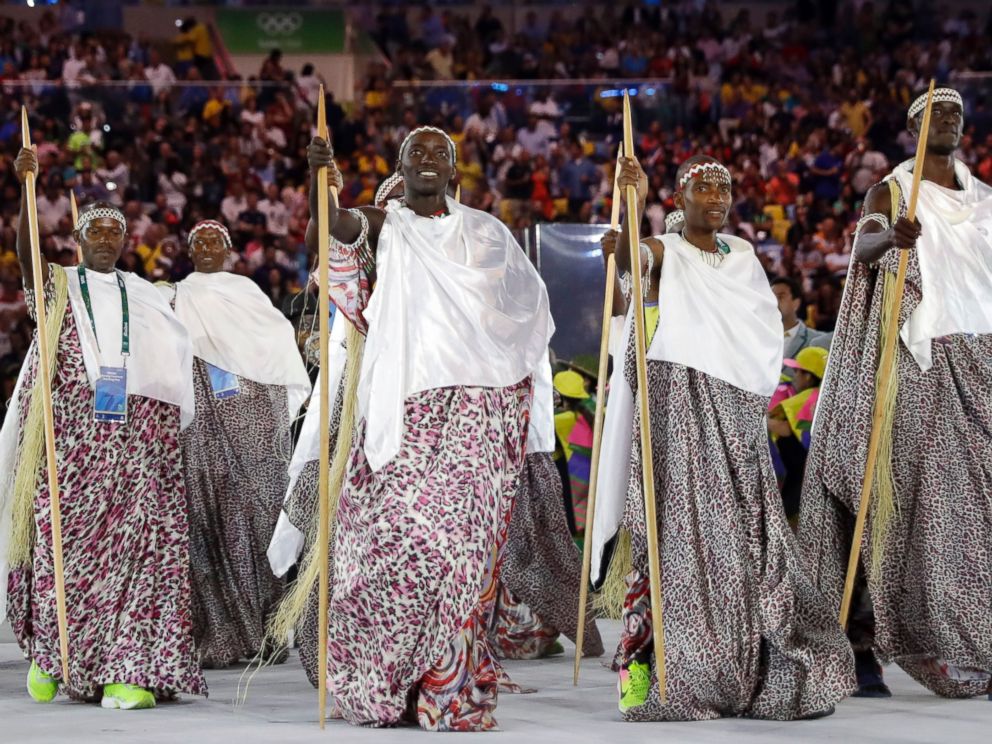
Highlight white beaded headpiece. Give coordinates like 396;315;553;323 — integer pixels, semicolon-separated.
398;125;457;164
374;172;404;208
374;126;458;207
907;88;963;121
678;162;732;191
188;219;232;250
76;206;126;233
665;209;685;232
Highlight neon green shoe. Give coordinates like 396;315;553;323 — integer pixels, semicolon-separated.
618;661;652;713
543;640;565;658
26;661;59;703
101;683;156;710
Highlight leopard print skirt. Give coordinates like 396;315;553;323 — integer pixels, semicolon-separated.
281;381;346;688
495;452;604;659
182;358;290;667
619;355;855;721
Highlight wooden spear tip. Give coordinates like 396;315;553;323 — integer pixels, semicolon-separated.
21;106;31;148
316;84;327;139
622;92;634;152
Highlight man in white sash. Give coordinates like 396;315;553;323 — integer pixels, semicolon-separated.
163;220;311;668
591;154;854;721
0;148;204;709
305;127;554;730
799;88;992;699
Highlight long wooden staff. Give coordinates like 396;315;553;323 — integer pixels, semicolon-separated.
21;107;70;683
838;80;935;629
621;92;666;700
315;85;333;729
573;144;621;685
69;191;82;264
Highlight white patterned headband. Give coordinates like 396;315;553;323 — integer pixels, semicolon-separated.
665;209;685;232
188;219;232;250
907;88;963;121
678;162;732;191
398;126;457;165
77;206;126;233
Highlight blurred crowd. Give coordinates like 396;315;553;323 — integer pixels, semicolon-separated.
1;2;991;408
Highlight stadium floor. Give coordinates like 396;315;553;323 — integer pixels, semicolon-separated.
2;620;988;743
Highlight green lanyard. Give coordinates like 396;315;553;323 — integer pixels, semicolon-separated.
77;266;130;360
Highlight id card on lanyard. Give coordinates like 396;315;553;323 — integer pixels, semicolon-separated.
205;362;241;399
78;267;130;424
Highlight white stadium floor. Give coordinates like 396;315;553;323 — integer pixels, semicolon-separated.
2;620;989;743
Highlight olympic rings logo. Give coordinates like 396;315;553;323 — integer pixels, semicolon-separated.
256;12;303;36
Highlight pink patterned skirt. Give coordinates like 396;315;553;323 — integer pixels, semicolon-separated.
326;381;531;731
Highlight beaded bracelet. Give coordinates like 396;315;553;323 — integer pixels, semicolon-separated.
618;243;655;301
854;212;890;240
330;208;370;256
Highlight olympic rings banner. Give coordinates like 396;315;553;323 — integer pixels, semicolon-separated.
215;9;346;54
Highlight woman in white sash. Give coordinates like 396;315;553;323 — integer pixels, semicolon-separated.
0;149;204;709
593;154;854;721
305;127;553;730
162;220;310;668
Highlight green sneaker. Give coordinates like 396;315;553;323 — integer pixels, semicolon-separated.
543;640;565;658
618;661;652;713
101;683;156;710
26;661;59;703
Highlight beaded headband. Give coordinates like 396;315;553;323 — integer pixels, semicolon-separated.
907;88;963;121
374;171;405;208
678;162;732;191
76;206;126;233
398;126;457;165
665;209;685;232
375;126;458;207
188;219;232;250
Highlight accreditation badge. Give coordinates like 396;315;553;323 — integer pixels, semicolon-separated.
206;362;241;400
94;366;128;424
